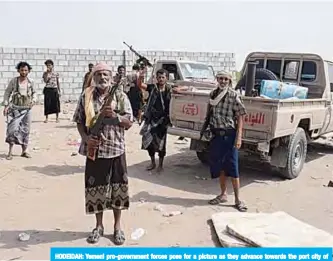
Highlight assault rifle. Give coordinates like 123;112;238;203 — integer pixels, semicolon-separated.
123;41;153;69
87;85;121;161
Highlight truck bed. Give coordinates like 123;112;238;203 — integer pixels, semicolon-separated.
168;90;327;143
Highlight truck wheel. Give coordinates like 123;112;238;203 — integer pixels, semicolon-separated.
281;128;307;179
235;68;278;90
196;151;209;165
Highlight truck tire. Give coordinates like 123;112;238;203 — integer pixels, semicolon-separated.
235;68;278;90
280;128;307;179
196;151;209;165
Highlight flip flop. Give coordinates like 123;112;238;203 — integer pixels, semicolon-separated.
87;227;104;244
113;229;125;245
234;201;248;212
208;195;228;205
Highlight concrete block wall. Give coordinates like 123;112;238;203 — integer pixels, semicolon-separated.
0;47;236;103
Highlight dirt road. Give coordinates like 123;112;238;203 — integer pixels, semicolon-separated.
0;104;333;259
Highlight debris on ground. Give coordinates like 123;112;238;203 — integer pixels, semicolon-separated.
131;228;145;240
163;211;182;217
195;176;207;180
211;211;333;247
139;198;146;203
18;232;30;242
153;205;164;212
327;180;333;187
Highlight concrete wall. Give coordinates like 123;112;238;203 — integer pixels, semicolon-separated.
0;47;236;103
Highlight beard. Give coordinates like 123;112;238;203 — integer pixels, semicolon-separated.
96;83;110;89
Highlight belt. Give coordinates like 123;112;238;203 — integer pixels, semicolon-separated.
211;128;234;137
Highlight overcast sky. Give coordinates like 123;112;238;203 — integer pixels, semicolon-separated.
0;0;332;69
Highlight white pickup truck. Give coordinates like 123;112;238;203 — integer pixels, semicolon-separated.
167;52;333;179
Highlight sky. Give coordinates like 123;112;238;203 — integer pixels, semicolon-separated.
0;0;332;69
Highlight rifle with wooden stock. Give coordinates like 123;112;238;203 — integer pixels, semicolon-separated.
87;85;122;161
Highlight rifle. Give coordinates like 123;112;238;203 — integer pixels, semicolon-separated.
87;86;122;161
200;104;212;140
123;41;153;69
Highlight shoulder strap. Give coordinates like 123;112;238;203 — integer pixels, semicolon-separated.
15;77;19;92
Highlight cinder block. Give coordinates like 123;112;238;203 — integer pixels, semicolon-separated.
107;50;116;55
35;54;45;60
36;60;45;66
58;60;68;66
76;55;86;61
69;49;79;55
1;53;11;59
63;77;74;83
68;60;79;66
37;48;48;54
79;49;89;55
3;48;14;53
14;48;26;54
78;61;87;66
26;48;38;54
49;49;59;54
66;54;76;60
68;72;78;77
2;72;15;78
0;76;10;83
96;55;106;61
64;88;74;94
3;60;15;66
75;66;86;72
0;65;9;72
89;49;99;55
99;50;107;55
59;49;69;55
55;55;65;60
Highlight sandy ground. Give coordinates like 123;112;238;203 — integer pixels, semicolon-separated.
0;104;333;259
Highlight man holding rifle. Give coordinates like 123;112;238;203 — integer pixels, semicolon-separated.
73;63;133;245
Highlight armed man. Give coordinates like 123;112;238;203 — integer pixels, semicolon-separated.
73;63;133;245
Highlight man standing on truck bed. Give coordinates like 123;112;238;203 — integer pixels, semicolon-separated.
138;68;172;173
202;71;248;212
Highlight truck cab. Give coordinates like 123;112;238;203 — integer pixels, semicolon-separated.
167;52;333;180
147;60;216;88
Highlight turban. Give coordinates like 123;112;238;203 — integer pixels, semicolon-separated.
92;63;112;75
216;70;232;80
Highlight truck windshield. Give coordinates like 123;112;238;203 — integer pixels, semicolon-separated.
179;62;215;80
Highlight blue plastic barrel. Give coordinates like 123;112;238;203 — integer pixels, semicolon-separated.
260;80;308;99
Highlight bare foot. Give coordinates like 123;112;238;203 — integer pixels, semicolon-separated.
44;119;48;123
146;163;156;171
56;118;60;123
6;154;13;160
156;166;164;174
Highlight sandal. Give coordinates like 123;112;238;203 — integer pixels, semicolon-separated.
208;195;228;205
87;227;104;244
21;152;31;158
6;155;13;160
146;164;156;171
113;229;125;245
235;201;248;212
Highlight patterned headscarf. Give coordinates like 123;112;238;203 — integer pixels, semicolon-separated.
216;70;232;80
